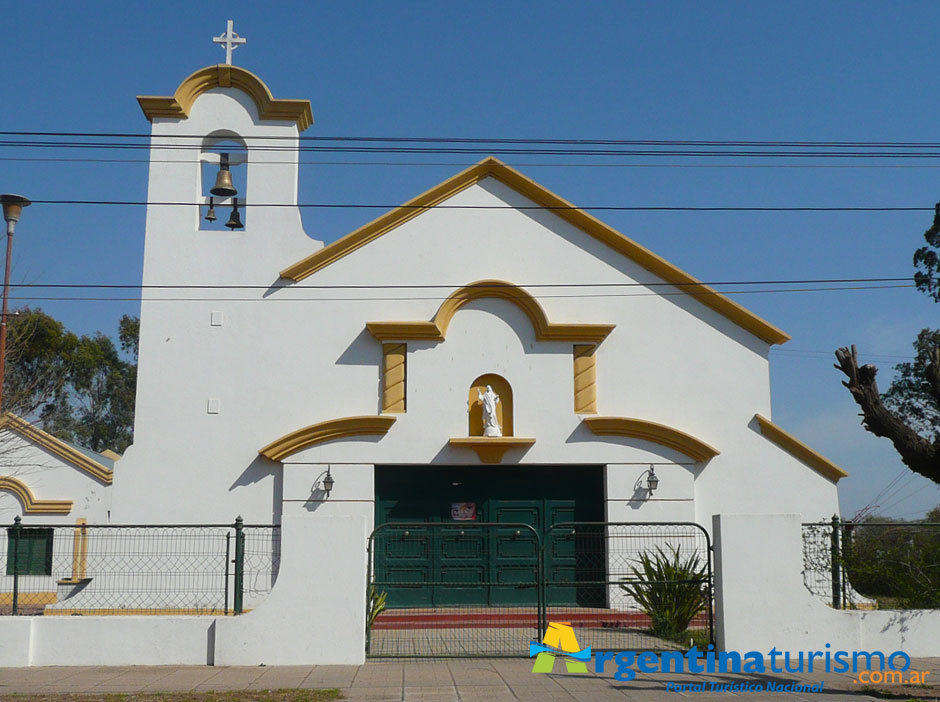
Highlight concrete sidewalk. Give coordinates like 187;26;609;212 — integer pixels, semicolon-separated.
0;658;938;700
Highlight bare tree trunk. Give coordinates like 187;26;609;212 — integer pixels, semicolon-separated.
834;345;940;484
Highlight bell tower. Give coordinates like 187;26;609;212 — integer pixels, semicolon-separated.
136;22;321;287
116;23;325;518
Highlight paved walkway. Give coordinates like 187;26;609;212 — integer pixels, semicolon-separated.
0;658;938;700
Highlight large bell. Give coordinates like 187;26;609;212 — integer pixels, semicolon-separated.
210;153;238;197
225;198;244;230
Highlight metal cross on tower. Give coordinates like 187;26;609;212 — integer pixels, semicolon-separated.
213;20;246;65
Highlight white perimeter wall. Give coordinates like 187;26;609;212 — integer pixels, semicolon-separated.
714;513;940;657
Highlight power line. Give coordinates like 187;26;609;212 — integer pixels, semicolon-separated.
0;283;916;303
7;140;940;158
9;131;940;148
11;156;940;169
0;277;914;290
21;199;940;211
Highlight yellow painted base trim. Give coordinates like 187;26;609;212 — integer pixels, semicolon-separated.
448;437;536;464
754;414;848;482
44;608;252;616
0;592;56;606
582;416;719;463
367;280;615;344
260;415;396;462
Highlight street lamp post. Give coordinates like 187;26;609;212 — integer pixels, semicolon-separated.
0;194;30;412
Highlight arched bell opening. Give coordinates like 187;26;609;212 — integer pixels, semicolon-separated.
199;131;248;231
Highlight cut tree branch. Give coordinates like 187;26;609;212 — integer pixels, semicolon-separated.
834;344;940;484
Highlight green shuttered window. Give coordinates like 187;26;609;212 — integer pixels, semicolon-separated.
6;527;54;576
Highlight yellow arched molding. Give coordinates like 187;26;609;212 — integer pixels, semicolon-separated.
367;280;615;344
754;414;848;483
0;476;72;515
281;157;790;346
0;413;113;484
137;65;314;131
582;416;719;463
259;415;396;462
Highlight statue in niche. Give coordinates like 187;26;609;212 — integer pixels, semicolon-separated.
476;385;502;437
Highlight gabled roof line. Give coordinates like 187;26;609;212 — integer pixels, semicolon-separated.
279;157;790;345
754;414;848;483
0;413;114;485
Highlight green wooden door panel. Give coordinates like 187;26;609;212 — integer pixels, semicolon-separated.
373;466;604;609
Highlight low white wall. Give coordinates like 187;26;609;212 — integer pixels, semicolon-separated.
713;513;940;657
0;617;213;666
214;513;368;665
0;513;369;666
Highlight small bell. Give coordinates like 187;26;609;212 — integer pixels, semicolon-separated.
225;198;244;230
210;153;238;197
204;196;217;222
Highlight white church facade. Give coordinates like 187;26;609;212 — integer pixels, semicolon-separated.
0;46;863;664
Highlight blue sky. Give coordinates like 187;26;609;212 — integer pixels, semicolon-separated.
1;1;939;518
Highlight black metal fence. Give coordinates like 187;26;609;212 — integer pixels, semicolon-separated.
367;521;713;658
802;516;940;610
2;516;280;615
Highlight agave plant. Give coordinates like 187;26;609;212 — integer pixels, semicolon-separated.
619;545;709;640
369;586;388;627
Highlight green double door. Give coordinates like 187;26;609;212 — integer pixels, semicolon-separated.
373;465;603;608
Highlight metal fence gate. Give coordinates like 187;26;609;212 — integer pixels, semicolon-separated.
366;520;713;658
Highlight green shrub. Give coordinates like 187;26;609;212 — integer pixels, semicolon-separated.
842;523;940;609
619;545;709;640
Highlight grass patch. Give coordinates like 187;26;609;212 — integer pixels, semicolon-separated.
3;690;343;702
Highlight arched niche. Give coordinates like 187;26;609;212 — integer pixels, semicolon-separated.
468;374;513;437
200;131;248;231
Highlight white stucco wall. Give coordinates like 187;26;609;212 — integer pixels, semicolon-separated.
114;92;842;526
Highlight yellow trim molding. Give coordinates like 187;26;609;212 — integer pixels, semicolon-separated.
582;416;719;463
367;280;615;344
0;476;72;515
138;64;313;131
260;415;396;462
100;449;122;462
45;608;249;616
0;413;113;484
573;344;598;414
754;414;849;483
0;592;57;606
281;157;790;345
382;343;407;413
448;437;536;464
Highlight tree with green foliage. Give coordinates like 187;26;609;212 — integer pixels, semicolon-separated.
3;308;138;454
835;205;940;485
840;509;940;609
3;308;78;419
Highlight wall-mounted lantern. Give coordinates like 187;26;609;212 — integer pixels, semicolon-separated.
646;465;659;495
